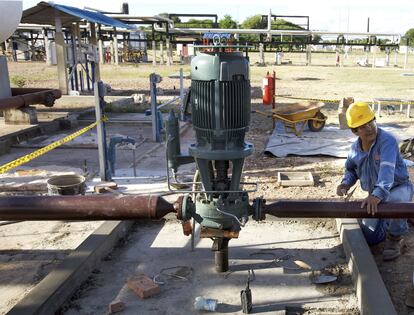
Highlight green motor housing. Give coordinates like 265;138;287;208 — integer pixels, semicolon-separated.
189;51;252;159
188;51;253;230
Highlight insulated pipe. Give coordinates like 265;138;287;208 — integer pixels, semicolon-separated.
153;24;401;40
0;88;61;110
0;195;176;221
265;201;414;218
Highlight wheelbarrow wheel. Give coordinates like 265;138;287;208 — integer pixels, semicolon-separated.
308;111;326;132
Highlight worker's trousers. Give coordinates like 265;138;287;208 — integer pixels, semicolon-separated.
360;182;413;245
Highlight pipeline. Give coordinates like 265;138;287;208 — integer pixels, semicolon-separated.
265;200;414;218
0;195;175;221
0;88;61;110
153;23;401;40
1;195;414;221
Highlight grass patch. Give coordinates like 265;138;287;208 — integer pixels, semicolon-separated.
10;75;27;87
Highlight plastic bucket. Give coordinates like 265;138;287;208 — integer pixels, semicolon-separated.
47;174;86;196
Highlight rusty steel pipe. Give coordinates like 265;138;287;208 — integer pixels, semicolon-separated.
265;200;414;218
0;195;175;221
11;88;61;96
0;88;61;110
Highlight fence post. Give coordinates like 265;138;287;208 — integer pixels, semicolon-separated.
152;40;157;66
404;39;409;70
259;43;265;65
160;41;164;65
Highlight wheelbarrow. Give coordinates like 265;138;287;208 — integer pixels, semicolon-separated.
256;101;327;136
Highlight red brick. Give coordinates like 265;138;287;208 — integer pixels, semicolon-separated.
94;181;118;193
108;300;125;314
127;275;160;299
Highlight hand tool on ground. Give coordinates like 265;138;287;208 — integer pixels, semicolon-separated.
344;186;357;202
241;269;254;313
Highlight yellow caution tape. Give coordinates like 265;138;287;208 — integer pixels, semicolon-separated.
276;95;341;104
277;95;414;106
0;116;108;175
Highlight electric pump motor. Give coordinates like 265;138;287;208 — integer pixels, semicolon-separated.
189;52;252;158
185;51;254;230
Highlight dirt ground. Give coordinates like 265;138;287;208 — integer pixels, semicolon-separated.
3;55;414;313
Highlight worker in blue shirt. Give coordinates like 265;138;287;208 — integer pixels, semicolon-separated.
336;102;413;261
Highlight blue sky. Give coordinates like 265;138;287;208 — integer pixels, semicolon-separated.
21;0;414;35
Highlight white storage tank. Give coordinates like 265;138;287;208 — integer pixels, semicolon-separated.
0;1;23;99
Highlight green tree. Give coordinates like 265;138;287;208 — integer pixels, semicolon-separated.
239;15;265;42
241;15;266;29
158;12;181;23
219;15;238;29
312;34;322;43
174;18;215;28
404;28;414;46
272;18;303;30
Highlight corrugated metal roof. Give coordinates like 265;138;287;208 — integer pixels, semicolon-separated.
22;2;134;29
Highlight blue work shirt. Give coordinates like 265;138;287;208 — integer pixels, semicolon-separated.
341;127;410;201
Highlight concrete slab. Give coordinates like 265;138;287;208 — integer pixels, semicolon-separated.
0;121;37;139
0;118;62;157
0;219;104;314
336;219;397;315
78;112;170;124
0;139;11;156
0;165;84;193
0;116;161;179
277;171;314;187
7;221;133;315
3;107;38;125
63;216;358;315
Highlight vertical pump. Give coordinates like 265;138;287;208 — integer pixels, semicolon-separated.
167;47;257;272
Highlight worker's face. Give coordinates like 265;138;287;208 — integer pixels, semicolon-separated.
351;119;377;142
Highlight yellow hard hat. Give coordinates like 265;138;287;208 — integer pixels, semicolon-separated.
346;102;375;128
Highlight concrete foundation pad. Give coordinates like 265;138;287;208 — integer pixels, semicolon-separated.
64;215;358;314
7;220;134;315
336;219;396;315
0;139;11;155
4;107;38;125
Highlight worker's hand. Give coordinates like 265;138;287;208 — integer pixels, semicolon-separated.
336;184;350;196
361;194;381;216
